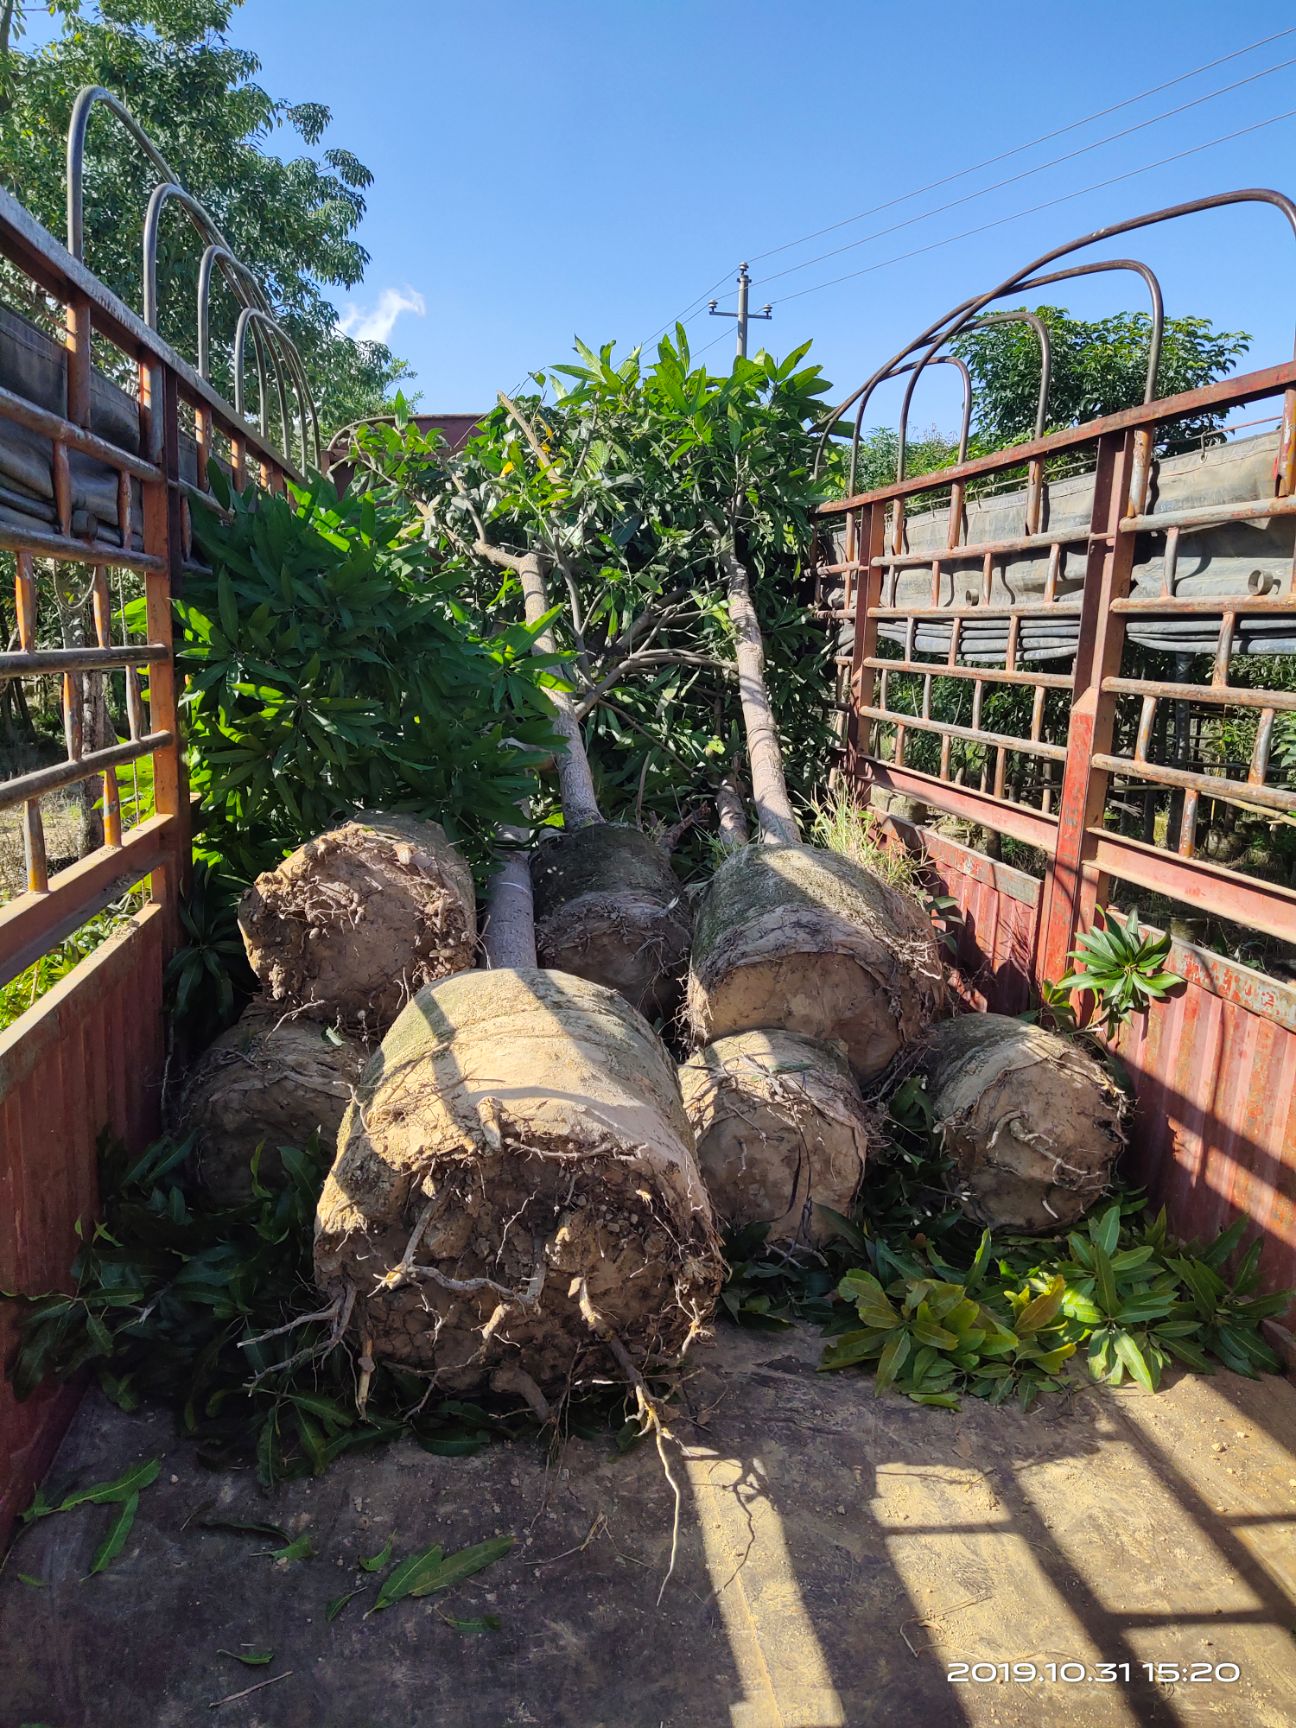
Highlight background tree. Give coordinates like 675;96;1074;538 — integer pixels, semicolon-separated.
952;305;1250;454
369;334;835;859
0;0;415;435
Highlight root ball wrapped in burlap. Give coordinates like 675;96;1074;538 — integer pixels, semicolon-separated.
687;843;944;1080
179;1005;367;1205
918;1012;1127;1231
531;825;692;1019
314;967;723;1398
239;814;476;1035
680;1030;877;1245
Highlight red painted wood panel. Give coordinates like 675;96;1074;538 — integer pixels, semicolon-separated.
0;906;165;1546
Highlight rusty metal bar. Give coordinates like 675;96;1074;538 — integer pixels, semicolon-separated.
0;522;163;573
873;526;1088;568
1120;494;1296;534
1036;430;1141;981
871;601;1083;620
1091;752;1296;815
0;384;159;483
0;645;167;675
0;816;172;989
87;564;122;849
1102;676;1296;711
1087;830;1296;946
856;703;1067;763
862;657;1073;690
1112;592;1294;615
864;759;1060;851
0;733;172;813
822;359;1296;516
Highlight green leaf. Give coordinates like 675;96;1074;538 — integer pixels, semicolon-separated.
326;1587;366;1622
408;1534;515;1598
875;1329;911;1393
87;1491;139;1576
1090;1204;1122;1258
1015;1274;1066;1335
267;1531;314;1563
360;1537;393;1572
369;1544;445;1612
44;1458;160;1517
819;1329;886;1371
218;1649;275;1667
1111;1330;1157;1393
839;1269;899;1330
439;1612;502;1633
197;1515;290;1544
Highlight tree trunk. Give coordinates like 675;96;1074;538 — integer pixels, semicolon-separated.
482;816;537;970
680;1028;876;1245
516;552;602;830
715;774;750;852
719;538;799;847
687;839;945;1079
239;813;477;1036
513;554;691;1015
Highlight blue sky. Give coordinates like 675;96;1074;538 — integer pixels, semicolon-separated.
43;3;1296;427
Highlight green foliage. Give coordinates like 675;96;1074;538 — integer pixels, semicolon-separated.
1052;907;1184;1038
387;332;834;852
17;1454;160;1577
722;1076;1290;1412
952;305;1250;454
5;1131;658;1484
367;1535;514;1614
0;0;413;432
175;464;558;886
824;1198;1290;1409
818;423;961;500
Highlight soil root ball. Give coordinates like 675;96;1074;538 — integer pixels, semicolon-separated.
531;824;692;1019
918;1012;1127;1231
179;1004;367;1205
680;1030;877;1245
687;842;944;1079
238;813;476;1035
314;967;723;1397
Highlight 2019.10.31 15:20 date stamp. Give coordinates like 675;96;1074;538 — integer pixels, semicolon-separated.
948;1661;1241;1685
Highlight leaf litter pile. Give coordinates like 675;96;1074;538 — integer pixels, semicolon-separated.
724;1076;1292;1411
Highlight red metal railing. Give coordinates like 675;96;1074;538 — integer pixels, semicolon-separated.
0;176;292;1541
816;192;1296;1297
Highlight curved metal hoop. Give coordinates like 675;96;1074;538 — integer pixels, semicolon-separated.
816;189;1296;491
234;307;322;471
67;84;321;471
844;355;972;496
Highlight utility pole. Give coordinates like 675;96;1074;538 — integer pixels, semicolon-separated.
708;263;772;359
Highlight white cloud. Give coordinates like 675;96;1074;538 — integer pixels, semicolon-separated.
337;285;426;344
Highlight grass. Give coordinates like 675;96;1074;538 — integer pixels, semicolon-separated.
810;786;920;892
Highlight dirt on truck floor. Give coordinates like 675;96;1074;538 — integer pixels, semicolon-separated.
1;1324;1294;1728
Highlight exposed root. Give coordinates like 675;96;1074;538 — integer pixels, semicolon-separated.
577;1277;682;1605
489;1364;554;1424
239;1287;355;1388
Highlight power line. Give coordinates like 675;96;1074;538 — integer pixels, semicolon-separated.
752;52;1296;290
637;25;1295;363
641;268;735;350
747;24;1296;267
770;106;1296;309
